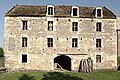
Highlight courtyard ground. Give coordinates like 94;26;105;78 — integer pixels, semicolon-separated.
0;70;120;80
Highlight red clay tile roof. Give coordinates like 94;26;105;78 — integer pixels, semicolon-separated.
5;4;116;19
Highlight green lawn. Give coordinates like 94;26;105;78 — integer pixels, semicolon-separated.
0;70;120;80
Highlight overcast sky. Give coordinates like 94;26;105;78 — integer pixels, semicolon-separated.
0;0;120;47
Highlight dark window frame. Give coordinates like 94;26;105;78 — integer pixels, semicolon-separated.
48;7;53;15
73;8;78;16
47;38;53;47
96;39;101;48
72;22;78;31
97;9;102;17
72;38;78;48
22;54;27;63
22;37;27;47
96;22;102;32
96;55;101;63
22;21;28;30
48;21;53;31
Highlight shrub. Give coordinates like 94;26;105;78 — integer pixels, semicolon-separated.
0;48;4;57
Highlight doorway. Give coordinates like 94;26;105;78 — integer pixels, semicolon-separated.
54;55;71;71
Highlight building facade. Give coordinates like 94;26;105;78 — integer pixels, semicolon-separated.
4;4;117;71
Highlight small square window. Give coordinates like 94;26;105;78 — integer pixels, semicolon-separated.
22;54;27;63
22;21;28;30
72;22;78;31
96;39;101;48
48;21;53;31
96;55;101;63
22;37;27;47
72;38;78;48
47;38;53;47
96;22;102;32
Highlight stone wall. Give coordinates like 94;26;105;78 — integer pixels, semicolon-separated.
4;17;117;71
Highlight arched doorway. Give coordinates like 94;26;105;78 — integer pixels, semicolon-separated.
54;55;71;71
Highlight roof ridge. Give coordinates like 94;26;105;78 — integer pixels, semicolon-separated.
56;5;95;8
13;4;96;8
15;4;46;7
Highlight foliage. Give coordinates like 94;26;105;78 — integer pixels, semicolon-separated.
0;70;120;80
0;47;4;57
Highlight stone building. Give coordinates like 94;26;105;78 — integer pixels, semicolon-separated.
4;4;117;71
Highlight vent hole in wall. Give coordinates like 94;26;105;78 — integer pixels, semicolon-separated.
56;19;59;21
68;19;71;22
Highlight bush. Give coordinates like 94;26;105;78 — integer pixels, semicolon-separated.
0;48;4;57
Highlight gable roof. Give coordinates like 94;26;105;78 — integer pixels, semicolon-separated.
5;4;116;19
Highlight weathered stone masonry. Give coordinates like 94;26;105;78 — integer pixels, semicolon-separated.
4;4;117;71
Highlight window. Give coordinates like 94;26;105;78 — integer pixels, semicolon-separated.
22;37;27;47
48;7;53;15
72;38;78;48
22;21;28;30
96;39;101;48
47;38;53;47
97;9;102;17
22;54;27;63
96;55;101;63
72;22;78;31
96;22;102;31
73;8;78;16
48;21;53;31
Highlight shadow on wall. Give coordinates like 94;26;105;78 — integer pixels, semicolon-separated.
117;57;120;71
19;74;35;80
117;66;120;71
41;72;83;80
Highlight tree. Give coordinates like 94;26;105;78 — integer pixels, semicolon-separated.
0;48;4;57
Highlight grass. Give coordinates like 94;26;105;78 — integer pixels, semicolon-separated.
0;70;120;80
